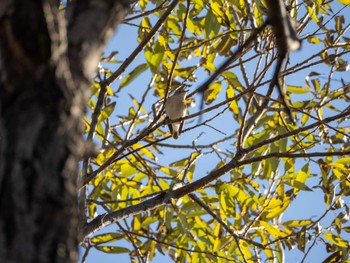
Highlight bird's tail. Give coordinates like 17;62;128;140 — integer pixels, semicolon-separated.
172;132;179;139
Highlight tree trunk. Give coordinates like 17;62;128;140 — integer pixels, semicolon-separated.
0;1;81;262
0;0;129;262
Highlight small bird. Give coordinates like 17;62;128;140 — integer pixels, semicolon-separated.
165;87;187;139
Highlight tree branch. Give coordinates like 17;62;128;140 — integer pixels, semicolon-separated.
82;106;350;239
105;0;179;86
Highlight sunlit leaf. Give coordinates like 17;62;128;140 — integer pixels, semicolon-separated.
204;82;221;104
286;85;309;94
307;37;322;44
336;0;350;5
144;41;165;73
91;233;124;244
260;221;288;239
98;102;116;123
95;246;130;254
323;233;349;248
335;158;350;164
140;0;148;10
284;220;313;227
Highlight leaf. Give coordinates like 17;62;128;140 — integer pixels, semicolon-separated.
307;37;322;44
142;216;158;227
88;202;96;219
300;113;310;126
311;79;321;92
260;221;288;239
204;82;221;104
263;197;291;220
286;85;309;94
335;158;350;164
98;102;116;123
91;233;124;244
323;233;349;248
297;229;306;252
226;86;239;115
120;63;149;89
322;251;343;263
95;246;130;254
140;0;148;10
306;5;319;23
144;41;165;73
284;220;313;227
166;17;181;36
288;180;313;192
160;167;178;177
336;0;350;5
115;160;138;177
210;0;225;23
132;143;156;160
204;8;220;39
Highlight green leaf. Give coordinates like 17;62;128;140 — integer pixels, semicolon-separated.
95;246;130;254
144;41;165;73
204;8;220;39
98;102;116;123
116;160;138;177
204;82;221;104
91;233;124;244
120;63;149;89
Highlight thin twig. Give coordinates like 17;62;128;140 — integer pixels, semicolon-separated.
105;0;179;86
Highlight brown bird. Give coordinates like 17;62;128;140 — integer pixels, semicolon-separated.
165;88;187;139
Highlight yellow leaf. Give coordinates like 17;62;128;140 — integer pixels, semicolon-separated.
306;5;319;23
284;220;313;227
91;233;123;244
226;86;239;115
337;0;350;5
286;85;309;94
335;158;350;164
132;143;155;160
204;82;221;104
260;221;287;239
307;37;322;44
95;246;130;254
323;233;349;248
160;167;178;177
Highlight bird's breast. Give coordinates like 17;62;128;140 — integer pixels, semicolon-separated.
165;98;186;120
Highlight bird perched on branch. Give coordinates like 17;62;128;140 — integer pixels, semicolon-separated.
165;86;188;139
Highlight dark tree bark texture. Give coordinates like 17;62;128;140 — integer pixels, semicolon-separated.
0;1;129;262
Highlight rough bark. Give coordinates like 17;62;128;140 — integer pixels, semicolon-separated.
0;0;129;262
